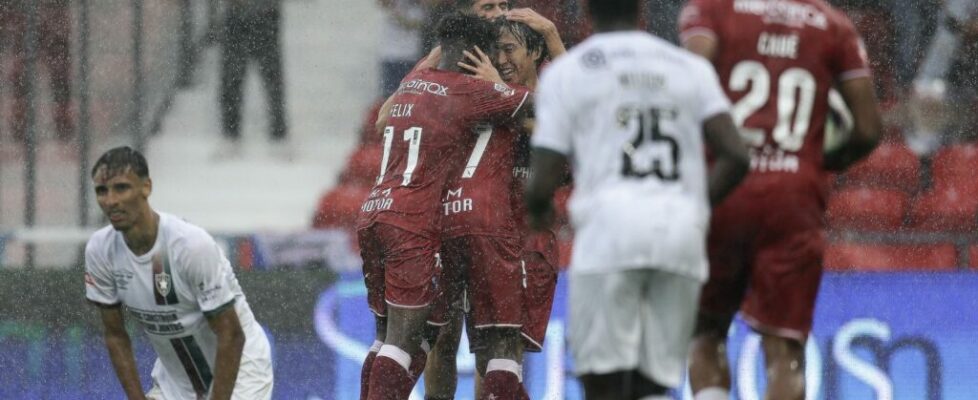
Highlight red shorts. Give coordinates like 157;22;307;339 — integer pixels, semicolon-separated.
358;223;440;317
440;235;524;330
520;250;558;352
701;179;827;342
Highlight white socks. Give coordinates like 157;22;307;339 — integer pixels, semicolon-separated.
486;358;523;383
694;387;730;400
368;340;383;353
377;344;412;372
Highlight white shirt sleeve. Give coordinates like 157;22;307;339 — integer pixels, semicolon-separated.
84;238;119;306
694;59;732;123
182;237;237;316
531;63;575;156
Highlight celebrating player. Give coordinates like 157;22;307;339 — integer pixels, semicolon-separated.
84;146;273;400
678;0;884;398
356;11;532;400
526;0;751;398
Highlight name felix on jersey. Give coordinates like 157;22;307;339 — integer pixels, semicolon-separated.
390;103;414;118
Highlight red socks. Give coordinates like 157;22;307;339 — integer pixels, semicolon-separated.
479;359;524;400
366;344;425;400
360;341;383;400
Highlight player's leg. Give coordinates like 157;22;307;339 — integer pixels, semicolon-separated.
465;236;527;399
252;4;287;140
358;227;388;400
424;242;469;400
760;335;805;400
520;251;558;353
569;271;643;400
219;7;249;141
635;270;702;400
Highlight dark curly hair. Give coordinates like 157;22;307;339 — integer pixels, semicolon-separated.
495;18;548;67
436;11;499;55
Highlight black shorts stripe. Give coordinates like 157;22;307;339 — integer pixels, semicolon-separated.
170;336;213;396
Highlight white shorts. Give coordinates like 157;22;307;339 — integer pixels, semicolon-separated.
568;269;701;388
148;327;274;400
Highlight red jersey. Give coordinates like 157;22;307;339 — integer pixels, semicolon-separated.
441;123;523;239
680;0;870;196
513;132;559;267
357;68;530;239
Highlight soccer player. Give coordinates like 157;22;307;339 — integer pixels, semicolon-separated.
525;0;751;398
678;0;884;398
424;18;561;400
84;146;273;400
356;12;532;400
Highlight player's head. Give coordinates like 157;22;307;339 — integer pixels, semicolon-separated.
588;0;639;30
91;146;152;232
456;0;511;19
494;19;546;85
436;11;499;71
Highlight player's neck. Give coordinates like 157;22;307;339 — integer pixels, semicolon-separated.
593;19;638;34
123;209;159;256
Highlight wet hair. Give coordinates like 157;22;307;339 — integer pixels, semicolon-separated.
91;146;149;179
588;0;639;23
436;11;498;56
495;19;548;67
455;0;516;12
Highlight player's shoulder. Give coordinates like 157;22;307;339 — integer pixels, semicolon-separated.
160;213;218;258
85;225;117;263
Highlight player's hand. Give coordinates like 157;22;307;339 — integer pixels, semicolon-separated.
505;8;557;36
458;46;504;84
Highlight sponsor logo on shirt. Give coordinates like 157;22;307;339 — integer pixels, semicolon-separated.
734;0;828;30
397;79;449;96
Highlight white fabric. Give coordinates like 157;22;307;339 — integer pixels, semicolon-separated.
568;269;701;388
532;31;730;281
378;344;413;372
85;212;271;399
369;340;384;353
694;387;730;400
486;358;523;383
378;0;425;60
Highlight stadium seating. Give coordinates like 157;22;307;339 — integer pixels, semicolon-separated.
826;187;908;231
931;143;978;195
824;243;959;271
842;141;921;192
907;187;978;232
311;184;371;230
971;245;978;269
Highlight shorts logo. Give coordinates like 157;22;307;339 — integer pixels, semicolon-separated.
155;271;172;297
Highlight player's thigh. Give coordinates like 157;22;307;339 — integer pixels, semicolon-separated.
358;226;388;317
638;270;702;389
568;271;646;376
430;238;470;326
742;229;826;342
376;225;441;308
465;235;524;329
521;251;558;352
700;197;756;327
233;326;274;400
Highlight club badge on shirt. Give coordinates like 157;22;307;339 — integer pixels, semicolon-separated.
153;251;180;305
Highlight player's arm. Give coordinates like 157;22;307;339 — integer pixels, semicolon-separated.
703;112;750;205
506;8;567;58
823;76;882;171
205;303;246;400
525;147;568;229
97;305;148;400
678;0;719;61
375;47;445;133
682;34;717;61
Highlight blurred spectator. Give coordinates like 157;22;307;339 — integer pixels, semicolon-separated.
0;0;74;143
218;0;288;158
907;0;978;154
377;0;426;97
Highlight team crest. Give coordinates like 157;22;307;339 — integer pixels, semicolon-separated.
155;270;172;297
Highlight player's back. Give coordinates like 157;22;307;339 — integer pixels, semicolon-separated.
358;68;530;239
681;0;870;181
534;31;729;279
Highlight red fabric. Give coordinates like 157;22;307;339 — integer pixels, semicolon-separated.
312;185;371;230
970;245;978;269
341;146;384;187
360;351;378;400
480;369;523;400
441;235;524;327
907;188;978;232
520;251;557;351
826;187;908;230
367;355;414;400
358;223;440;315
357;69;529;239
824;243;958;271
843;141;921;192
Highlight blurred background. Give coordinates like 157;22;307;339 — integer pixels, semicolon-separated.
0;0;976;399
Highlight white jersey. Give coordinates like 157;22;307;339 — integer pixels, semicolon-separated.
532;31;731;280
85;212;272;399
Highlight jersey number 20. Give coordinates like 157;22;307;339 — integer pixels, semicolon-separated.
729;61;816;152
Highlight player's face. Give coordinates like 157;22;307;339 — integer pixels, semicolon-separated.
93;166;152;232
471;0;509;19
496;30;540;86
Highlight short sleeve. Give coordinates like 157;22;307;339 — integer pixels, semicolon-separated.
695;60;732;123
183;238;236;316
678;0;719;45
530;64;574;155
830;15;872;82
461;78;531;124
85;239;119;306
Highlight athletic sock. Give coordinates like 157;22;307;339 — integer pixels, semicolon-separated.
360;340;383;400
368;345;414;400
694;387;730;400
479;359;523;400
